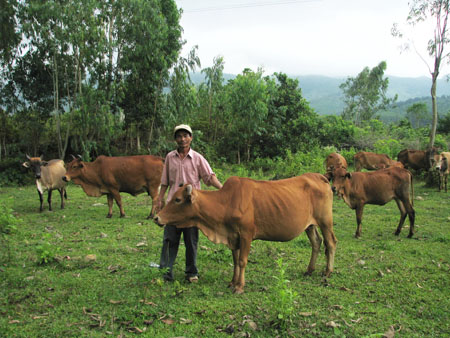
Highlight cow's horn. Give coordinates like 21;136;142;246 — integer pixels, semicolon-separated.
26;154;31;160
77;154;82;160
70;154;76;160
186;185;193;196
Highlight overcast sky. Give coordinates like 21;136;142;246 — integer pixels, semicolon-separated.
174;0;449;79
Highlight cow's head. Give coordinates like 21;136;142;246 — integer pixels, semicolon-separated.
22;155;48;179
62;156;84;182
153;184;198;228
430;154;442;171
330;167;351;198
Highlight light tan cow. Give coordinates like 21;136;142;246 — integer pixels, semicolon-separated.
22;156;67;212
432;152;450;192
154;174;337;294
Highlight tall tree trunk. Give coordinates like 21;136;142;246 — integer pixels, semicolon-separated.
429;74;438;149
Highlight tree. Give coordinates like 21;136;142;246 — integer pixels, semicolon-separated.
340;61;397;126
0;0;20;65
201;56;225;143
227;68;268;163
393;0;450;148
406;102;429;128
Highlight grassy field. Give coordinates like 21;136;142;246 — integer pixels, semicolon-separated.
0;173;449;337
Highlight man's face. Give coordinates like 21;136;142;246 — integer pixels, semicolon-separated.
175;130;192;150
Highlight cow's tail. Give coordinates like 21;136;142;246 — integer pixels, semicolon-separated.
409;170;414;207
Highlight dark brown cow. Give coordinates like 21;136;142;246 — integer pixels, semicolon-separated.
63;155;163;218
22;155;67;212
397;148;437;172
324;152;348;172
331;167;415;238
154;174;337;294
354;151;402;171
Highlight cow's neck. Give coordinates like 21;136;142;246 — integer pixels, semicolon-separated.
193;190;233;248
78;161;103;186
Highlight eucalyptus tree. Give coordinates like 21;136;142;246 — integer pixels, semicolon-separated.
227;68;269;163
115;0;182;152
406;102;429;128
167;46;201;125
0;0;20;65
340;61;397;126
201;56;225;143
393;0;450;148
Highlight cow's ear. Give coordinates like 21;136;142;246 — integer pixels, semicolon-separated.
185;184;196;203
22;161;30;168
345;173;352;179
41;161;49;166
324;171;333;182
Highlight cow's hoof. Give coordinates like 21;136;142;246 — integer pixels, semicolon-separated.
120;214;126;218
407;233;413;239
106;214;112;218
233;287;244;294
394;231;401;236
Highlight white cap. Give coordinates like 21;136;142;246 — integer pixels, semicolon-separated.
173;124;192;138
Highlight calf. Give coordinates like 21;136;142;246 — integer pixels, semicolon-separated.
22;155;67;212
154;174;337;294
331;167;415;238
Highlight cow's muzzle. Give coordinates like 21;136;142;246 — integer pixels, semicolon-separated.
153;215;165;228
62;176;69;182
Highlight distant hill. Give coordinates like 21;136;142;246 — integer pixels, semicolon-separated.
189;72;450;118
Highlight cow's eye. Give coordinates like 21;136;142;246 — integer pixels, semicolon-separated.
175;198;181;203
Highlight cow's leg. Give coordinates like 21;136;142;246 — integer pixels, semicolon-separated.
47;189;53;211
59;188;65;209
394;199;408;236
304;225;322;275
321;227;337;277
106;194;114;218
147;186;159;219
234;235;252;294
445;174;448;193
403;200;415;238
355;205;365;238
229;248;240;288
37;189;44;212
109;190;125;218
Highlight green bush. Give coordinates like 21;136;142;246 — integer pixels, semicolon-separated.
0;158;34;187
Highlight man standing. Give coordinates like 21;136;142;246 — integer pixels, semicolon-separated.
155;124;222;282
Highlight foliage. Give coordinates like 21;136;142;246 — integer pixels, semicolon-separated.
438;111;450;134
0;202;19;262
406;102;429;128
340;61;397;126
270;258;298;329
35;233;61;265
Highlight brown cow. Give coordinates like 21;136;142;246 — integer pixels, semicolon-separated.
324;152;348;172
397;148;437;172
63;155;163;218
432;152;450;192
331;167;415;238
22;155;67;212
354;152;402;171
154;174;337;294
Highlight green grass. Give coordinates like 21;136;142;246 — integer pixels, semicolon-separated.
0;176;449;337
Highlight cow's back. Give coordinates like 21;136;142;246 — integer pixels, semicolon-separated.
224;174;332;241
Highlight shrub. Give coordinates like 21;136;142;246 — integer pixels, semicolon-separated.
0;158;34;187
